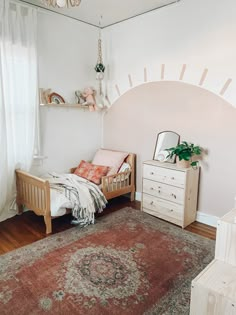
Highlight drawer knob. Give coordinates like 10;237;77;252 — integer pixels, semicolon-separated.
171;193;176;199
170;209;174;212
171;177;175;180
150;201;154;205
158;190;161;193
150;172;154;175
150;187;154;190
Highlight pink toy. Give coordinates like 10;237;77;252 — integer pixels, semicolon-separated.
82;87;97;112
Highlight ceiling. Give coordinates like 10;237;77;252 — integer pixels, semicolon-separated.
21;0;180;28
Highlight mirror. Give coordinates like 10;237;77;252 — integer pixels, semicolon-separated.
153;131;180;163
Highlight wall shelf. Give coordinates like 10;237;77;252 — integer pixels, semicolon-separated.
39;103;90;109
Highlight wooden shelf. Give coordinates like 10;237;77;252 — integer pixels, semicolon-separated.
39;103;90;109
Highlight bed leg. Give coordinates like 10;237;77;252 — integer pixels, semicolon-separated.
44;215;52;234
130;191;135;202
17;202;23;214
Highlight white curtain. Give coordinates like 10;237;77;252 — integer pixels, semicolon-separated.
0;0;38;222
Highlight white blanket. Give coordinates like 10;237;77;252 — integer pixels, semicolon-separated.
46;173;107;226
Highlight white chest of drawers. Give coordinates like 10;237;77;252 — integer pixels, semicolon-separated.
142;160;199;228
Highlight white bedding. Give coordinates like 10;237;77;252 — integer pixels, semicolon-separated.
46;173;107;222
50;188;73;217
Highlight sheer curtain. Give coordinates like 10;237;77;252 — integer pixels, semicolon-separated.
0;0;38;221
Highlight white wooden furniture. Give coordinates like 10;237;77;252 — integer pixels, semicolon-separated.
190;259;236;315
142;160;199;228
215;208;236;266
190;208;236;314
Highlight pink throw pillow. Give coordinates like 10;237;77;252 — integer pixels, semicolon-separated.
74;160;110;185
92;149;128;176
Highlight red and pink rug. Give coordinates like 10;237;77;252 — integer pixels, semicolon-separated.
0;208;214;314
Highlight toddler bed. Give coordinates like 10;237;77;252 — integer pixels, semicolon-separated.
15;150;136;234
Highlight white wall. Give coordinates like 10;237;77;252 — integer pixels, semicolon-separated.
36;10;102;173
103;81;236;219
102;0;236;106
102;0;236;218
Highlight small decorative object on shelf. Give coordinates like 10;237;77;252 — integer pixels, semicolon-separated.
74;86;110;111
39;88;65;105
39;88;51;105
166;141;202;168
75;90;83;104
81;87;96;112
48;92;65;104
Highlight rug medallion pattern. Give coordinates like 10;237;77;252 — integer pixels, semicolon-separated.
0;208;215;314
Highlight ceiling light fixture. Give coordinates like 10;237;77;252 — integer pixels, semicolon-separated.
42;0;81;8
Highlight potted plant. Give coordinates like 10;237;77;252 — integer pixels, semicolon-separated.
167;141;202;168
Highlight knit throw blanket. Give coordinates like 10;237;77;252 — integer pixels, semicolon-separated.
47;173;107;227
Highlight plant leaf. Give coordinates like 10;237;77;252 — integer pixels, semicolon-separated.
191;161;198;167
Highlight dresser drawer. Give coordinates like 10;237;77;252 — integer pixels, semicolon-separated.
143;207;183;227
142;194;184;225
143;164;186;188
143;178;185;204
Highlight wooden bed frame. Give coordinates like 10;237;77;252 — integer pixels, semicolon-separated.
15;153;136;234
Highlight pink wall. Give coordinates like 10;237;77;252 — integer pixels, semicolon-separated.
103;81;236;218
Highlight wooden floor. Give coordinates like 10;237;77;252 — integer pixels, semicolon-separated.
0;196;216;255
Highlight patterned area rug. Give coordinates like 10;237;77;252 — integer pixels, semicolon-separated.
0;208;214;315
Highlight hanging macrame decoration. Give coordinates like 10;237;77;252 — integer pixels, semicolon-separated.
94;16;110;109
95;28;105;82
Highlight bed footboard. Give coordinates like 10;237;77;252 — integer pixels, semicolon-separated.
15;170;52;234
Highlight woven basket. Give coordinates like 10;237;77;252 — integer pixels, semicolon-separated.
176;157;190;169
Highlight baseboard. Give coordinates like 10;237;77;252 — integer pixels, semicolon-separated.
135;192;142;201
196;211;218;227
135;192;218;227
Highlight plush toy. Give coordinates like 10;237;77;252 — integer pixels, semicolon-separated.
75;90;83;104
81;87;97;111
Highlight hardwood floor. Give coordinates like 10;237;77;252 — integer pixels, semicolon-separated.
0;197;216;255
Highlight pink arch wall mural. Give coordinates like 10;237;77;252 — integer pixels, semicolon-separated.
105;64;234;108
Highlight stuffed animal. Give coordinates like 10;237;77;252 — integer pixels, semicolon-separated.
81;87;97;111
75;90;83;104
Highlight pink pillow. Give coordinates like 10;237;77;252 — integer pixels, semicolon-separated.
92;149;128;176
74;160;110;185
